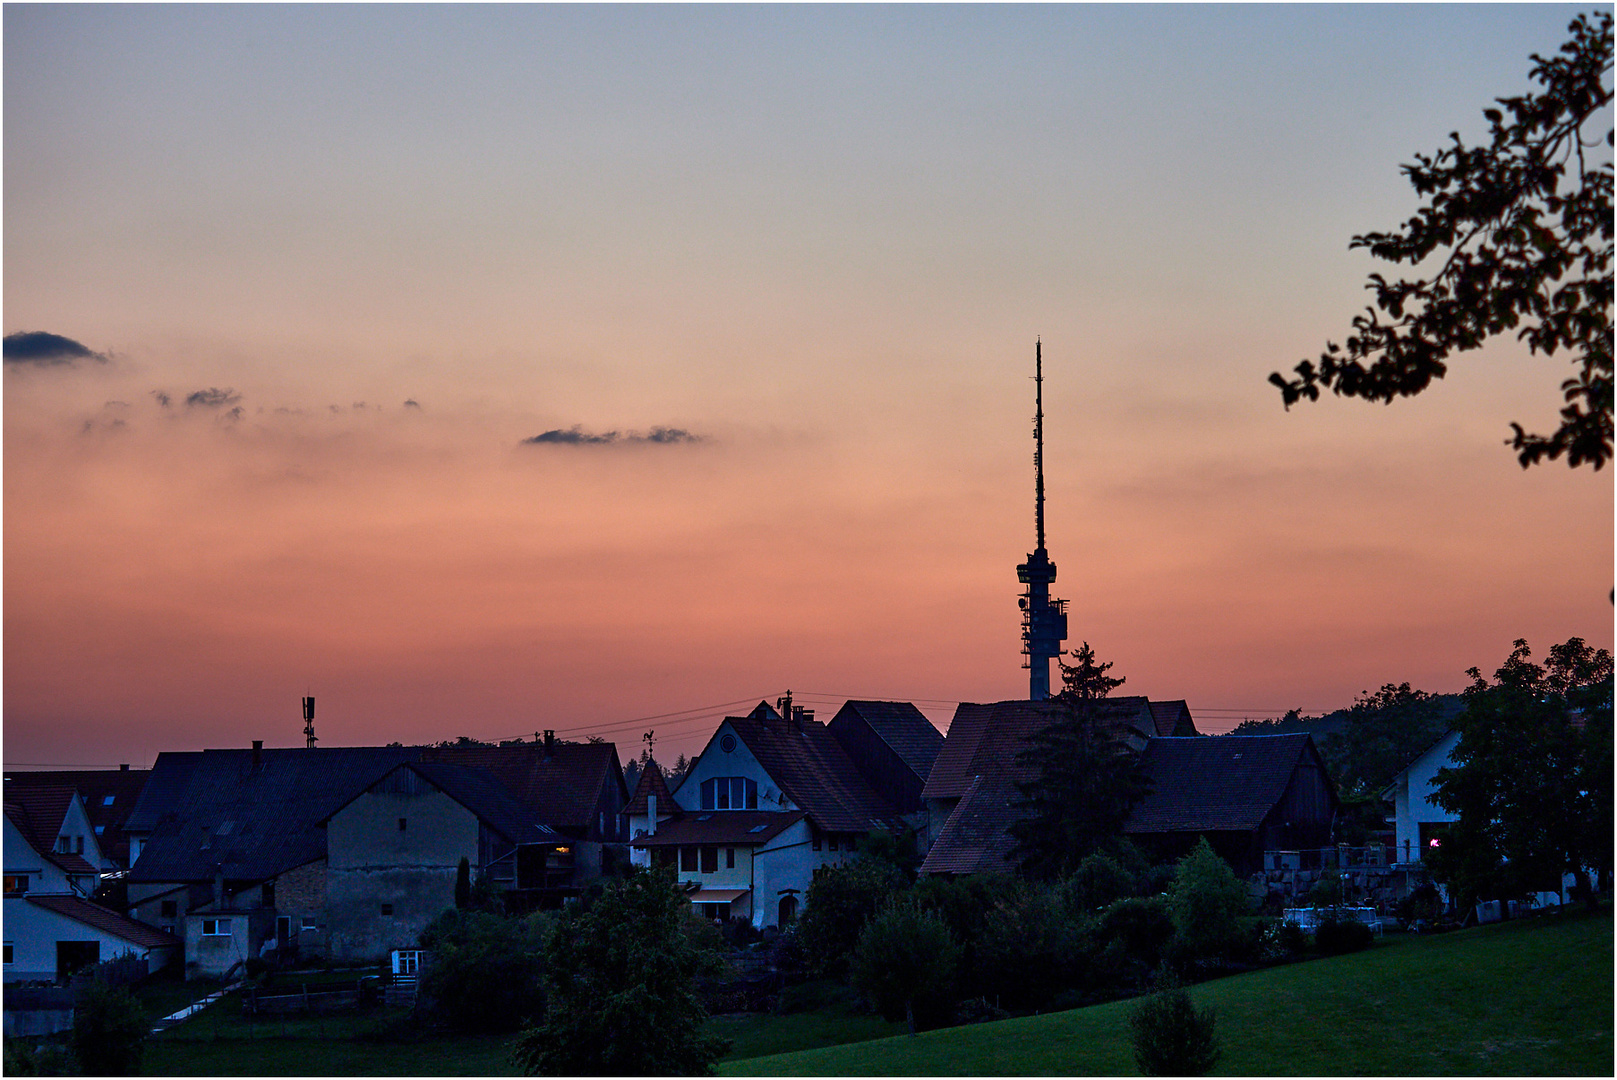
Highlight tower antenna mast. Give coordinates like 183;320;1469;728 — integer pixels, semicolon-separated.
1017;339;1068;699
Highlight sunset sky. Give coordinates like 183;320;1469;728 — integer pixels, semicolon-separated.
6;4;1612;770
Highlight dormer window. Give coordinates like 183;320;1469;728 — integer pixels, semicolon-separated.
700;777;758;811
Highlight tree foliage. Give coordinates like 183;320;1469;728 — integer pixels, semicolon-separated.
1010;642;1151;880
1168;837;1252;965
419;908;549;1034
848;900;960;1032
1319;683;1456;798
513;868;727;1076
1428;636;1613;912
70;979;148;1076
795;856;908;977
1273;12;1614;469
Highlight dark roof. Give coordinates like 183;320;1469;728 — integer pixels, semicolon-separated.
1126;734;1331;834
918;776;1021;876
25;895;179;949
722;713;905;833
631;809;805;848
319;762;562;846
923;700;1065;801
4;787;100;875
1147;700;1199;738
4;769;151;866
127;746;421;884
622;759;680;819
421;741;626;835
829;701;944;782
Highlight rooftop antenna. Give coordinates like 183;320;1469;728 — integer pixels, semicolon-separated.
302;695;317;749
1016;339;1068;699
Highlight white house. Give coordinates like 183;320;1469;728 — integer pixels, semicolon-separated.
1380;730;1462;869
4;786;177;983
624;700;929;929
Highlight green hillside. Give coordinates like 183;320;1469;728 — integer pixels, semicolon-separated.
722;908;1612;1076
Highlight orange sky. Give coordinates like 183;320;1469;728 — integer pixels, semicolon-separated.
5;5;1611;768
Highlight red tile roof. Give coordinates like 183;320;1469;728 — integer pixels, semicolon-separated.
622;759;680;818
722;713;904;834
25;895;179;949
3;787;99;874
631;810;805;847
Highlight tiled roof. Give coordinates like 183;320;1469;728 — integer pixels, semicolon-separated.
1126;734;1329;834
25;895;179;949
631;809;805;847
3;787;99;874
922;700;1064;801
622;760;680;818
4;769;150;866
831;701;944;782
319;762;562;846
917;776;1022;876
422;741;626;836
1147;700;1198;737
724;713;904;834
127;746;421;884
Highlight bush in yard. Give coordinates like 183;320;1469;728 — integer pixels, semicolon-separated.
1096;895;1175;971
910;872;1021;983
848;899;960;1032
1168;838;1252;966
513;868;728;1076
5;1036;71;1076
418;908;549;1033
973;885;1085;1011
794;856;908;977
1314;916;1375;956
70;979;148;1076
1128;982;1220;1076
1061;850;1140;913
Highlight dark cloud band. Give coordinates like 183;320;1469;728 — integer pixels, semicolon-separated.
3;331;106;366
522;425;701;447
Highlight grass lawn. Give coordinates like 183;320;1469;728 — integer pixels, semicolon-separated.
720;907;1613;1076
141;907;1610;1076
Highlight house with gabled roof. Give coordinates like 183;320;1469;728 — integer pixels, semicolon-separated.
1124;734;1336;875
4;767;150;870
625;700;918;929
320;761;564;961
919;697;1335;878
826;700;944;818
4;786;177;984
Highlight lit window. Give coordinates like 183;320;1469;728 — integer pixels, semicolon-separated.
3;875;27;896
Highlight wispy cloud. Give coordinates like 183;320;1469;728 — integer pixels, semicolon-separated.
522;425;702;447
3;331;107;366
185;387;242;409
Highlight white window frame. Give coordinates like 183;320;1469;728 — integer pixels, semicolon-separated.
201;918;233;936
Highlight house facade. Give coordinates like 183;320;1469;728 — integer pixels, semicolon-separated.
4;788;176;984
1380;730;1462;868
625;700;926;929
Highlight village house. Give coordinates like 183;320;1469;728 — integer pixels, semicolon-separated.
123;735;627;976
4;766;151;872
4;785;177;985
919;697;1337;879
624;699;939;928
1380;729;1462;871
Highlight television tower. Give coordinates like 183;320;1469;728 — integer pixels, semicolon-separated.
1017;339;1068;699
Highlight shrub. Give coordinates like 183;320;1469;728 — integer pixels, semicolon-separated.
418;909;549;1033
1168;838;1252;965
1062;851;1139;913
1128;984;1220;1076
4;1036;71;1076
71;980;148;1076
1251;917;1308;962
1314;916;1375;956
849;900;960;1032
512;868;728;1076
795;857;907;977
973;886;1084;1011
1097;896;1175;970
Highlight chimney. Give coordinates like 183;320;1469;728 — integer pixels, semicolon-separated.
251;740;263;768
119;763;129;771
647;794;657;836
790;705;812;733
543;730;555;759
